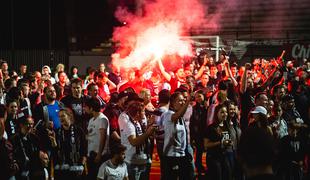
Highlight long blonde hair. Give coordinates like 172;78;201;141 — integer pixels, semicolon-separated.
55;63;65;73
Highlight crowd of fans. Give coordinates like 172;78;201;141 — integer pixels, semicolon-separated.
0;53;309;180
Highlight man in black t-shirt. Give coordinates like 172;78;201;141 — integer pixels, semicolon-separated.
54;71;70;100
61;78;89;133
208;65;220;86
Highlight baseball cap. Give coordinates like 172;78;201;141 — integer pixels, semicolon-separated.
250;106;267;115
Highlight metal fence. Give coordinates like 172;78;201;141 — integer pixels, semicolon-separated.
0;49;68;73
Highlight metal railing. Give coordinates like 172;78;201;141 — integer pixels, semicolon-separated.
0;49;68;73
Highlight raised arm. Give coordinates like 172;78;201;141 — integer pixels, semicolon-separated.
0;69;4;89
194;55;208;80
171;95;190;123
260;66;279;90
106;77;117;90
158;58;171;82
240;63;251;94
224;59;238;87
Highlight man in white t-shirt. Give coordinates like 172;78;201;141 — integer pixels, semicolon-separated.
118;95;156;180
175;88;195;179
84;97;110;180
97;144;128;180
154;89;170;179
162;92;192;180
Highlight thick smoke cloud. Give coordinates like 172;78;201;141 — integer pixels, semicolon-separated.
111;0;209;72
111;0;295;73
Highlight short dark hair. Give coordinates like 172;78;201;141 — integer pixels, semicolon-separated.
43;85;54;94
186;75;195;81
85;97;101;112
174;87;188;93
17;78;30;88
71;78;83;86
87;82;97;91
109;92;119;104
254;92;267;103
230;63;238;68
110;143;126;156
4;78;15;90
170;92;183;107
118;91;128;101
158;89;170;104
238;127;275;168
57;71;66;77
86;67;96;75
218;80;228;91
7;87;21;101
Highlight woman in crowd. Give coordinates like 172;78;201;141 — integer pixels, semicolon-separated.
54;63;65;83
204;104;232;180
225;101;242;179
268;105;288;140
5;99;19;138
190;90;208;175
69;66;79;80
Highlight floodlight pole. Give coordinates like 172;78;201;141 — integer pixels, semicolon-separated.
216;36;219;62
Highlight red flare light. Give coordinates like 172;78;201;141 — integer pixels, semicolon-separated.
111;0;207;74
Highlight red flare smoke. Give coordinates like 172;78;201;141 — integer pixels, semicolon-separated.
112;0;207;73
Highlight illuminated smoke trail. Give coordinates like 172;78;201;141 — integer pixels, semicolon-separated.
111;0;207;73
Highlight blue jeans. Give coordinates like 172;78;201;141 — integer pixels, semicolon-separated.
126;163;151;180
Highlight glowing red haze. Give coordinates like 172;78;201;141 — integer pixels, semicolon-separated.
111;0;207;73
